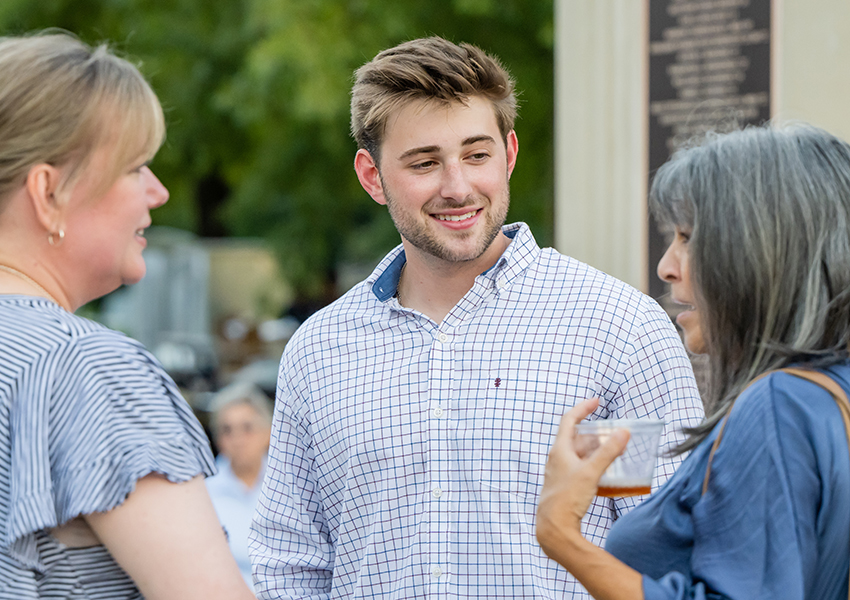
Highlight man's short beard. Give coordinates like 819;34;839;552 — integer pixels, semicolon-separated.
381;176;510;264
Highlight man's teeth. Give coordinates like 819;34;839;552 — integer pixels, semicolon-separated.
436;210;476;222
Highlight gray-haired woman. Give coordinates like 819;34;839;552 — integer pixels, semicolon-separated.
536;124;850;600
0;32;254;599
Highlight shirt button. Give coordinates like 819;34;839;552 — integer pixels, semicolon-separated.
431;567;443;579
432;488;443;498
437;332;449;343
496;278;506;289
433;406;444;418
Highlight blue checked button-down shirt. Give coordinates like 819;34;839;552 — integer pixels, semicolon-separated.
250;222;704;599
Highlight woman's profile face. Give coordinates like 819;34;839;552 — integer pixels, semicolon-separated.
60;140;168;297
657;228;706;354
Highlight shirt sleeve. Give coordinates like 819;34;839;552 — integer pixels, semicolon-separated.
642;373;838;600
6;330;216;570
249;349;333;600
608;295;705;517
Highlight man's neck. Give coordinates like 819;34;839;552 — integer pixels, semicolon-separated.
399;232;511;323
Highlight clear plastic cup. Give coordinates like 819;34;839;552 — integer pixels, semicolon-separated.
574;419;665;497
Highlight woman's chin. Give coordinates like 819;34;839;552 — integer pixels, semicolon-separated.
121;265;147;287
683;334;707;355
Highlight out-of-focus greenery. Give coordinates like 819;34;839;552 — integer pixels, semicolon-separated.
0;0;554;309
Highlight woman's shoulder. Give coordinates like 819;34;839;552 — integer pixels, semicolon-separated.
0;298;158;385
0;296;131;345
739;364;850;424
2;301;189;427
725;363;850;471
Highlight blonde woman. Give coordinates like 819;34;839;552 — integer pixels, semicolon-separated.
0;33;254;599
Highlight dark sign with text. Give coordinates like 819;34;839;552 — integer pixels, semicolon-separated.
648;0;771;301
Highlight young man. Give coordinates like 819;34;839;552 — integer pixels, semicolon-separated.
250;37;704;599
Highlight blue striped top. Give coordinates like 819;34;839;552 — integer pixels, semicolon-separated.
0;296;216;598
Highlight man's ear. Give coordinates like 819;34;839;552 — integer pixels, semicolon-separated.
505;130;519;179
354;149;387;206
25;163;65;231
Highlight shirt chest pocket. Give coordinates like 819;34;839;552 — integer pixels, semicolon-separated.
470;371;591;500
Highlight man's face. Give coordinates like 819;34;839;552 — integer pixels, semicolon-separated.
362;96;518;266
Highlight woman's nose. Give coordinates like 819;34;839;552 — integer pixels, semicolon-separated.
656;241;680;283
145;167;169;208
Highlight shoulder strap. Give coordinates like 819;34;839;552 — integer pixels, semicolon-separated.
701;369;774;495
700;367;850;600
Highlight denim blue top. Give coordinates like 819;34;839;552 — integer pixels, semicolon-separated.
607;365;850;600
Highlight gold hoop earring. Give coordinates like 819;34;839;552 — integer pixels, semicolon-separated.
48;229;65;246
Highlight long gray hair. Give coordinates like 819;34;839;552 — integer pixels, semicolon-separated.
650;123;850;451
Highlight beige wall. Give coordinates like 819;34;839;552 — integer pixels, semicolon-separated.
205;241;292;325
773;0;850;140
554;0;649;291
554;0;850;293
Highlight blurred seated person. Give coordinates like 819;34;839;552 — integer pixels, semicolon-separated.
206;382;273;591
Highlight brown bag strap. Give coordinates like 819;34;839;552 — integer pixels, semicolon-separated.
701;367;850;600
701;369;774;495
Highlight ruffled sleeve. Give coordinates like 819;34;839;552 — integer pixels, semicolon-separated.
4;328;215;571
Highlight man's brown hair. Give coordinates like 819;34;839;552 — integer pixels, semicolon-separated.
350;36;517;165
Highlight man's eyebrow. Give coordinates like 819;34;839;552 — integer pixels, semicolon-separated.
396;136;496;161
462;135;496;146
398;145;439;161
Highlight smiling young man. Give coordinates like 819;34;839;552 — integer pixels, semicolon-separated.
250;37;704;599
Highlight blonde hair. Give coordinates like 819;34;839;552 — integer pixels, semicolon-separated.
350;36;517;165
0;31;165;208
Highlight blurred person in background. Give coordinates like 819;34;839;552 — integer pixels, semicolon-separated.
206;382;272;592
0;32;254;600
536;124;850;600
250;35;704;599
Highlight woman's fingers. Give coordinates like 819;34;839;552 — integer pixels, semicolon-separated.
551;397;599;452
565;397;600;427
588;428;630;472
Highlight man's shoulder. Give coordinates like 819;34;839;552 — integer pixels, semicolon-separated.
286;281;376;346
291;245;403;336
532;248;655;306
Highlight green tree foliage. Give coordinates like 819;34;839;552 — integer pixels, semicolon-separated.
0;0;554;309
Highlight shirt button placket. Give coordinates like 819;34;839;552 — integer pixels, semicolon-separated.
428;327;452;593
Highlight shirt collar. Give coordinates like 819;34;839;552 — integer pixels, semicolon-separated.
369;222;540;302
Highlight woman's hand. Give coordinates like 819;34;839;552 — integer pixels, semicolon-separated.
534;397;645;599
536;397;630;557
